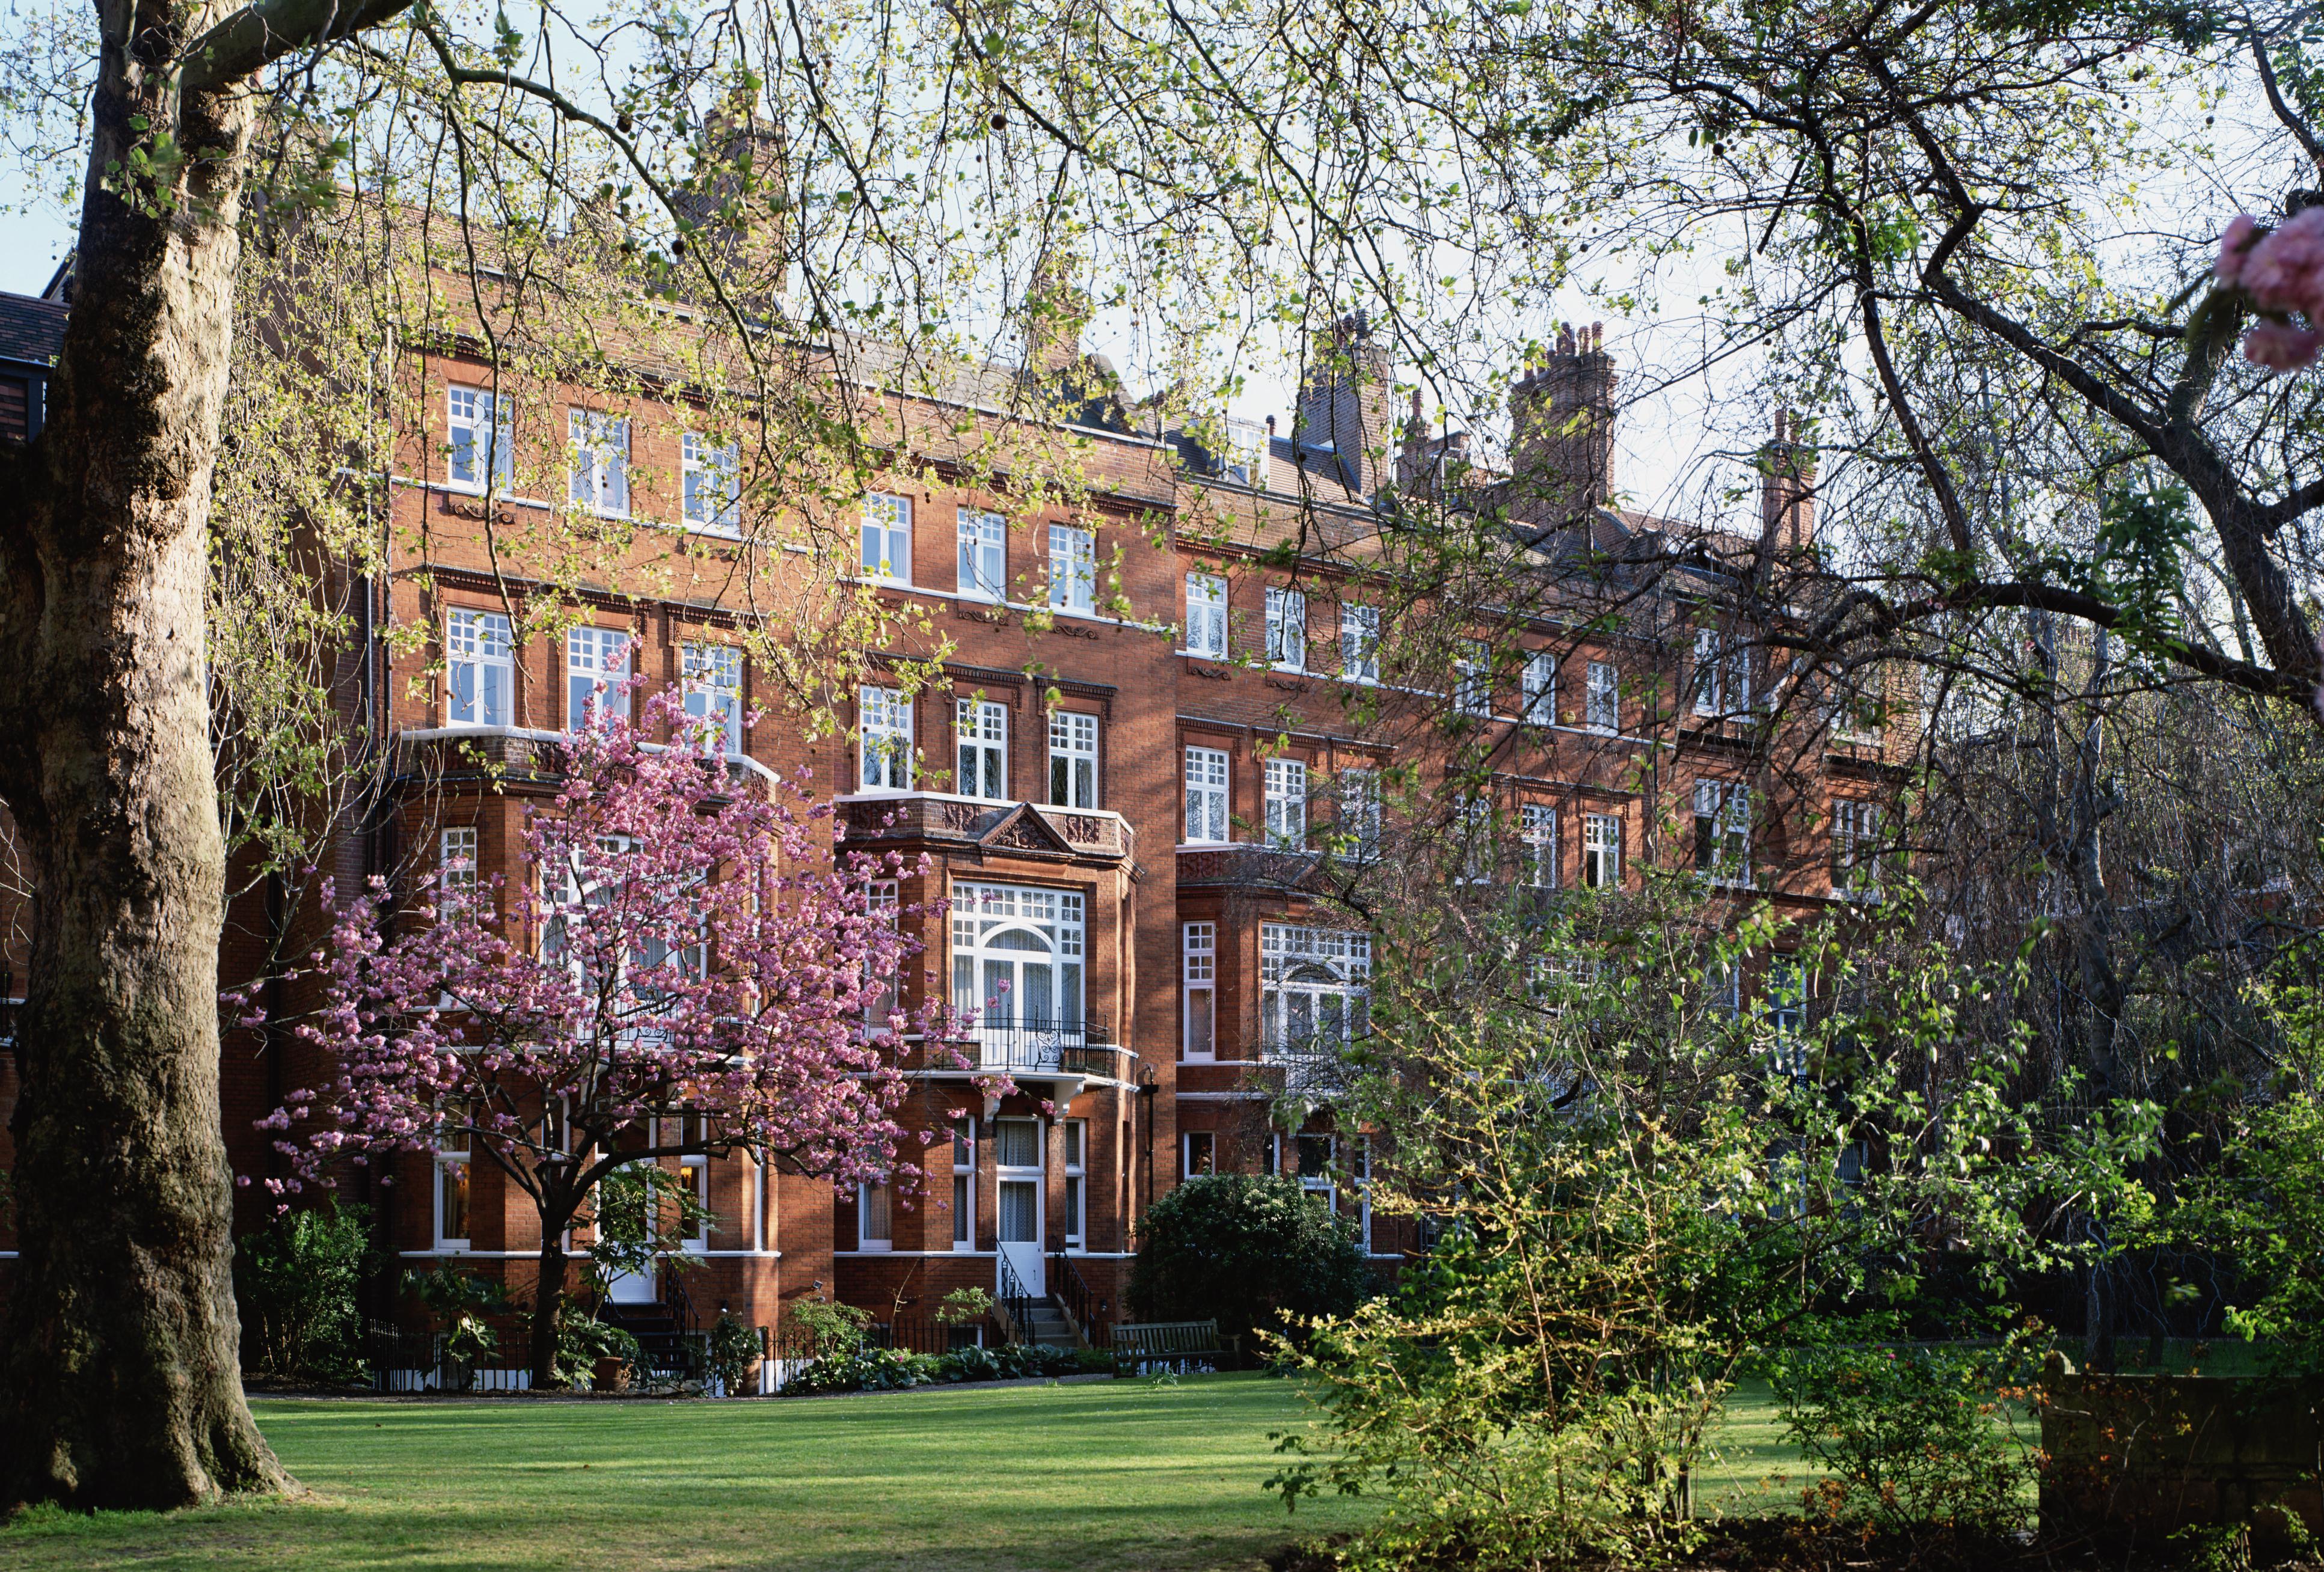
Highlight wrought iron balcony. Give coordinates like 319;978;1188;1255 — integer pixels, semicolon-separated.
944;1018;1125;1079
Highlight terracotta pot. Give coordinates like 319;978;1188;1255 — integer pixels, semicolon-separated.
591;1356;631;1392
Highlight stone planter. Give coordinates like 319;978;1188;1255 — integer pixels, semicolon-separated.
591;1356;632;1393
2041;1357;2323;1553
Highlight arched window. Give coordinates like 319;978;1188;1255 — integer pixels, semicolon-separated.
951;884;1086;1068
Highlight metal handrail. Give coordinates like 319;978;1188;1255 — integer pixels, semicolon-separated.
1051;1251;1108;1349
947;1018;1127;1077
996;1252;1038;1347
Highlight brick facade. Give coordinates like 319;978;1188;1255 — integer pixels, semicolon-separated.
0;283;1911;1351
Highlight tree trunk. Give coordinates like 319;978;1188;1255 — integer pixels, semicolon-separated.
0;19;286;1507
530;1235;572;1390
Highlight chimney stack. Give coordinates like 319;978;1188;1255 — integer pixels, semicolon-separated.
1758;408;1817;555
1022;252;1093;379
1294;313;1393;495
670;91;791;292
1507;321;1616;531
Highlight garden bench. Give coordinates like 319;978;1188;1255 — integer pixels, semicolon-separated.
1112;1319;1225;1377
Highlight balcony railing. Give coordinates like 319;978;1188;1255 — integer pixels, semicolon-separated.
835;792;1132;860
942;1018;1125;1079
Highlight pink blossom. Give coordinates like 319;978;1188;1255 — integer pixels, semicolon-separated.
2239;208;2324;319
2243;320;2324;373
2216;215;2261;286
241;688;960;1225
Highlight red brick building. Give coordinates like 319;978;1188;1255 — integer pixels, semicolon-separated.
0;273;1910;1359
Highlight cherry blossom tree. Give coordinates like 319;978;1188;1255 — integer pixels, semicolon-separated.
2216;210;2324;372
251;690;953;1385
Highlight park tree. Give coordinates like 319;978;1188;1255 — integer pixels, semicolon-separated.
1;0;2317;1514
249;692;947;1387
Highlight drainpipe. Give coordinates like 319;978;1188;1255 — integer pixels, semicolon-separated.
1137;1062;1158;1229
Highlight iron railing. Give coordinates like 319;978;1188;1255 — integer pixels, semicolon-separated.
951;1018;1125;1078
996;1252;1038;1346
1051;1252;1109;1348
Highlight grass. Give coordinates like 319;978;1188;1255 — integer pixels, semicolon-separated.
0;1374;1833;1571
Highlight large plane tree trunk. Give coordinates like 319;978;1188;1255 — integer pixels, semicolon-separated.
0;8;286;1508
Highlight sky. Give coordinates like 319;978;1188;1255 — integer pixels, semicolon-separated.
0;50;2279;536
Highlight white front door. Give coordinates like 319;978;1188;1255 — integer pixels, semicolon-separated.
993;1117;1045;1299
607;1261;658;1304
603;1181;658;1303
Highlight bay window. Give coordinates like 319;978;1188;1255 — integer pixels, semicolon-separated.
1260;924;1370;1060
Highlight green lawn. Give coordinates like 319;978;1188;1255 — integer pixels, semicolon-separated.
0;1374;1825;1571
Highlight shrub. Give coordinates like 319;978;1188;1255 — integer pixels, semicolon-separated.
556;1315;643;1387
708;1314;761;1395
1768;1341;2036;1537
1129;1173;1367;1350
936;1345;1002;1382
786;1345;933;1395
234;1200;373;1383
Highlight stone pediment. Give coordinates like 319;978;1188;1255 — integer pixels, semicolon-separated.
977;803;1081;858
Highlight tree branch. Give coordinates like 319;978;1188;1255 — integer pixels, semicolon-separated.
179;0;418;97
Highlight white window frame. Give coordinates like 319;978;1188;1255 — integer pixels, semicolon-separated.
438;827;480;898
958;509;1007;600
1341;604;1381;682
1521;651;1557;724
1048;711;1098;809
434;1128;471;1252
1182;1130;1216;1178
951;883;1087;1041
446;385;512;492
681;643;744;754
565;626;633;730
1693;779;1752;888
1265;586;1307;671
1337;768;1381;857
1263;757;1308;848
1260;925;1371;1061
1062;1119;1087;1250
1521;803;1557;888
857;1181;894;1252
861;493;913;584
1185;572;1228;658
950;1117;977;1251
956;698;1009;802
1583;812;1623;888
1833;798;1882;898
566;408;630;517
856;878;902;1032
1294;1133;1338;1212
1456;795;1492;884
1586;661;1620;733
682;432;741;535
859;685;914;790
1694;629;1753;719
1455;640;1492;717
1184;746;1230;843
446;608;514;728
1182;922;1216;1062
1048;524;1097;613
